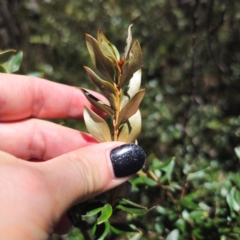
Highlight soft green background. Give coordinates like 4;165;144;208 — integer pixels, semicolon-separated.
1;0;240;239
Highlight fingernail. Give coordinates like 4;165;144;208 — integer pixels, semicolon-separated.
110;143;146;178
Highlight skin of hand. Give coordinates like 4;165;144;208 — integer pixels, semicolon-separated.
0;73;145;239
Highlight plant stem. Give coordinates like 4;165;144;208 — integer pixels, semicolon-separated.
113;84;121;141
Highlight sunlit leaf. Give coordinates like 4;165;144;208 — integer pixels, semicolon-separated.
118;89;145;124
84;66;116;102
112;45;120;61
82;206;103;217
166;229;179;240
118;110;141;143
227;187;240;212
234;146;240;160
2;51;23;73
97;203;112;224
85;34;116;82
97;29;119;61
80;88;114;116
187;169;207;181
189;210;205;220
124;24;133;59
120;69;142;109
120;40;142;87
83;105;112;142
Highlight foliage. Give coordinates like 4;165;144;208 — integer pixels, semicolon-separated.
2;0;240;239
81;26;144;143
0;50;22;73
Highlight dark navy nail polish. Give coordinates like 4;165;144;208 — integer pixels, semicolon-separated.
110;144;146;178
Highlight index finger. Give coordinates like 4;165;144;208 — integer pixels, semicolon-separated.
0;73;107;121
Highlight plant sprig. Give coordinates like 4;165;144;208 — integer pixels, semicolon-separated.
68;25;147;239
80;25;145;143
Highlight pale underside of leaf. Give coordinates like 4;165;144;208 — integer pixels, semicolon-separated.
120;69;142;109
124;24;133;59
79;88;114;116
118;89;145;124
85;34;117;82
120;40;142;87
118;110;141;143
84;66;116;103
83;105;112;142
97;29;119;61
112;45;120;61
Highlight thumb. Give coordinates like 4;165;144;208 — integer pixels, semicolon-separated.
40;142;146;214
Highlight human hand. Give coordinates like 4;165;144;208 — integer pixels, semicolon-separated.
0;73;146;239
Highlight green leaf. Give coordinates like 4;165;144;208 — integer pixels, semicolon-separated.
235;146;240;160
187;169;206;181
110;223;139;234
112;45;120;61
83;105;112;142
97;204;112;224
92;222;97;235
166;229;179;240
82;206;103;217
84;66;116;102
97;29;119;61
120;69;142;109
179;198;199;210
145;153;157;166
116;204;151;215
120;40;142;87
160;157;175;182
151;157;174;170
85;34;116;82
118;110;141;143
94;221;110;240
0;49;16;63
118;89;145;124
227;187;240;212
27;72;44;77
175;218;186;232
130;177;145;186
142;176;158;187
119;198;147;209
116;198;155;216
189;210;205;220
80;88;114;116
0;65;7;73
2;51;23;73
124;24;133;59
